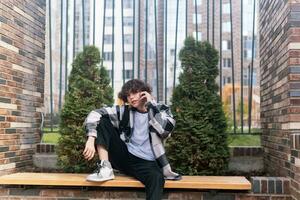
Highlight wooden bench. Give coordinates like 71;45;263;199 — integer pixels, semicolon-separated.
0;173;251;190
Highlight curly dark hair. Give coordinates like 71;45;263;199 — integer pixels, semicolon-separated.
118;79;152;102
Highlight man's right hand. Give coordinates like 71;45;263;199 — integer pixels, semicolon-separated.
83;136;96;160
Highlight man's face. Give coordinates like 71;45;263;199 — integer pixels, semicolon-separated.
127;92;143;108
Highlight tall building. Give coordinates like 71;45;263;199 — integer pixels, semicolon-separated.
45;0;90;113
75;0;90;54
190;0;260;128
163;0;259;127
45;0;259;128
100;0;136;100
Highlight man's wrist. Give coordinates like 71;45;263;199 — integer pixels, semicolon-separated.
145;99;157;109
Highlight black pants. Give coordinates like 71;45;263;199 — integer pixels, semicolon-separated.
96;117;165;200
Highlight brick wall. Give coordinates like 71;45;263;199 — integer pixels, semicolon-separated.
0;0;45;175
259;1;300;200
0;186;291;200
290;133;300;200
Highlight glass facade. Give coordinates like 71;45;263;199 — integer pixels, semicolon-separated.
45;0;259;130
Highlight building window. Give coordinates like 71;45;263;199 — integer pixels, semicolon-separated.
243;70;257;86
123;69;133;79
107;70;112;79
106;0;115;9
193;14;202;24
124;17;133;26
148;47;155;60
223;3;230;14
170;49;175;56
193;32;202;40
243;36;257;59
124;52;133;61
222;22;231;32
252;71;257;86
243;73;248;85
194;0;202;6
105;17;113;26
223;76;232;85
222;40;231;51
223;58;231;68
103;52;113;61
246;0;254;6
124;34;133;44
124;0;133;9
104;34;112;44
244;49;252;60
244;36;252;48
227;77;231;84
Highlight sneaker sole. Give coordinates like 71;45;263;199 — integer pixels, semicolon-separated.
86;175;115;182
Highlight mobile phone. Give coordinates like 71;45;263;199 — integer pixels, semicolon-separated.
140;93;146;99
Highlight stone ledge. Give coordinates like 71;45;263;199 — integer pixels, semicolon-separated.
34;145;264;173
37;144;264;156
33;154;57;170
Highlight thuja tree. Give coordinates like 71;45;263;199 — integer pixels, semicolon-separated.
167;37;229;175
57;46;113;172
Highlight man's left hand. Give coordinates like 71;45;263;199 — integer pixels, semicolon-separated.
139;91;152;103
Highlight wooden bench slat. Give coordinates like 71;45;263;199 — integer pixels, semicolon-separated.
0;173;251;190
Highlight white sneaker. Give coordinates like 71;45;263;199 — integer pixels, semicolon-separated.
86;160;115;182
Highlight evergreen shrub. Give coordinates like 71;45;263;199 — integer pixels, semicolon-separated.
57;46;113;172
167;37;229;175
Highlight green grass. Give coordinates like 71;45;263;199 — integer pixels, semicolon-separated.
41;128;60;144
42;132;60;144
228;134;261;146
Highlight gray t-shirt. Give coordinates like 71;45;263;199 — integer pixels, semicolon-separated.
126;111;155;161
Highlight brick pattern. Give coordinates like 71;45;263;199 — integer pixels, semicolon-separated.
260;0;291;177
0;0;45;174
259;1;300;200
290;133;300;200
230;147;263;157
0;186;293;200
36;144;55;153
251;177;290;195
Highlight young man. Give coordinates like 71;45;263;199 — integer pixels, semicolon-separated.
83;79;181;200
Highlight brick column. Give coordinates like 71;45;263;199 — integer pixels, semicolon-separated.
260;1;300;200
290;134;300;200
0;0;45;175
